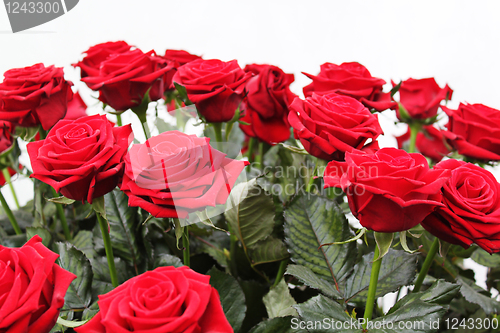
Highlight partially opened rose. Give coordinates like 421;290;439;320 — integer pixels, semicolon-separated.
0;235;76;333
162;49;202;91
421;159;500;253
324;148;451;232
74;266;232;333
0;120;15;155
73;41;133;79
302;62;397;111
82;49;173;111
27;114;133;203
288;93;383;161
394;78;453;120
442;103;500;161
240;64;297;144
0;63;73;130
120;130;248;218
172;59;252;123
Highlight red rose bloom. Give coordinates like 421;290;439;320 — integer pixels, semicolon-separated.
239;64;297;144
395;125;451;163
0;64;73;130
27;114;133;203
324;148;451;232
441;103;500;161
394;78;453;120
172;59;252;123
120;130;248;218
64;91;87;120
161;49;202;92
0;235;76;333
421;159;500;253
288;93;383;161
0;120;15;155
163;49;202;66
82;49;173;111
73;41;133;79
74;266;232;333
302;62;397;112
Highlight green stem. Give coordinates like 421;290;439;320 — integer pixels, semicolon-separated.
38;126;48;140
255;141;264;170
116;114;123;127
227;224;238;277
306;162;318;193
182;226;190;267
225;122;234;142
0;188;21;235
247;137;256;169
51;187;71;240
96;212;119;287
408;123;422;154
136;113;151;140
413;238;439;292
272;259;288;288
212;123;224;152
2;168;19;209
363;245;382;328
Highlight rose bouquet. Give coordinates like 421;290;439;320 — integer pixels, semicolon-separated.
0;41;499;333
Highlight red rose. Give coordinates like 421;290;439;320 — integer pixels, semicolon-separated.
0;64;73;130
324;148;450;232
441;103;500;161
163;49;202;66
172;59;252;123
395;125;451;163
64;91;88;120
239;64;297;144
0;120;15;155
0;235;76;333
73;41;133;79
288;93;383;161
302;62;397;112
421;159;500;253
82;49;173;111
394;78;453;120
27;114;132;203
162;49;202;92
74;266;232;333
120;130;248;218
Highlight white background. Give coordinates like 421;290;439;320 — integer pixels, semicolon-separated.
1;0;499;309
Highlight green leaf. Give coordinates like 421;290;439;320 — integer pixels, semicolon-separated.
47;196;76;205
91;196;106;220
173;82;193;105
56;242;93;310
71;231;97;260
284;193;356;293
248;317;295;333
154;253;183;268
249;237;289;265
471;249;500;268
279;143;309;155
294;294;359;333
345;249;417;301
457;277;500;314
374;231;394;260
26;227;51;247
81;301;99;321
208;267;246;333
103;189;140;272
225;179;276;251
285;264;341;299
388;279;460;314
56;317;88;328
263;279;297;318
